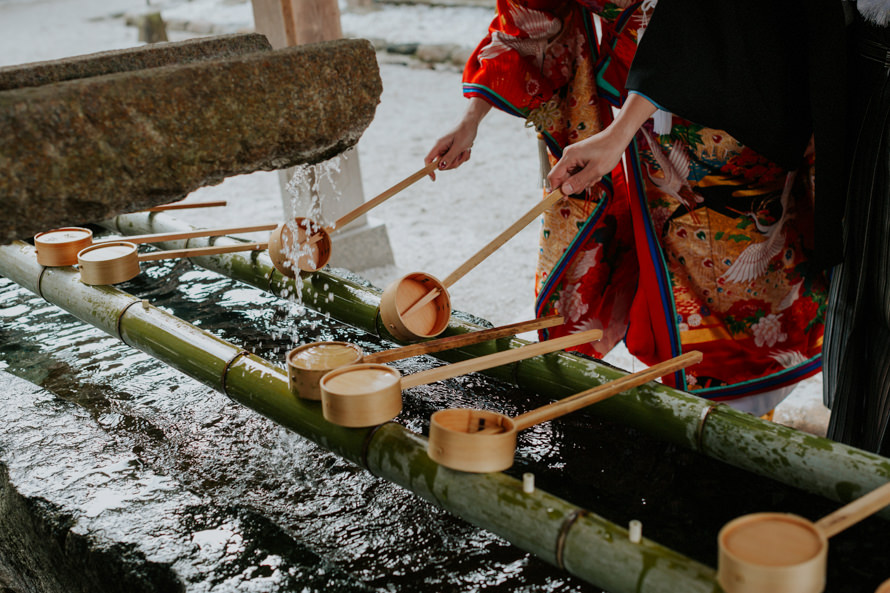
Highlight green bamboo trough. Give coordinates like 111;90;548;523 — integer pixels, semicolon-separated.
105;211;890;517
0;239;722;593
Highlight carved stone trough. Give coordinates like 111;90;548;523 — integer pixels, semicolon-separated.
0;33;381;243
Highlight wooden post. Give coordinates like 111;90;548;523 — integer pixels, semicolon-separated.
250;0;395;271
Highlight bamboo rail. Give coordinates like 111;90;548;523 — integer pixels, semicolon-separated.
104;212;890;518
0;239;721;593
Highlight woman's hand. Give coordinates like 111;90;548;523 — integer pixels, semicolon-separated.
425;98;492;180
547;130;628;195
548;92;658;195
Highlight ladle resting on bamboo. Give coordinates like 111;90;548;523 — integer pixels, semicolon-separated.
378;188;566;342
319;327;602;428
717;479;890;593
35;223;279;267
77;240;268;285
287;315;564;401
143;200;228;212
427;350;703;473
269;160;439;275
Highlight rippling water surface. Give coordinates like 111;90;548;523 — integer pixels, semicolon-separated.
1;259;888;593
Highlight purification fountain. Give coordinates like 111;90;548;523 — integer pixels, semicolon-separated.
2;33;890;593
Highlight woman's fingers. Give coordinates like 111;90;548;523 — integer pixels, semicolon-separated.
561;169;602;196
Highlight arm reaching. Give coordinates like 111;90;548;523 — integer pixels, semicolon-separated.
425;98;493;180
547;93;657;195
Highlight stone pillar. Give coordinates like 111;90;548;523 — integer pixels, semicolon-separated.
251;0;395;271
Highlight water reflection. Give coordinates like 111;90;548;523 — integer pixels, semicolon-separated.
0;267;600;592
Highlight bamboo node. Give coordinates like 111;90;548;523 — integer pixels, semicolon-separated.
696;404;717;453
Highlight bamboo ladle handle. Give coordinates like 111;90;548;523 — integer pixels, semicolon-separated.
509;350;703;432
327;160;439;232
136;242;268;262
362;315;564;365
814;480;890;538
399;327;602;389
143;200;228;212
401;188;565;319
442;187;565;288
104;223;278;245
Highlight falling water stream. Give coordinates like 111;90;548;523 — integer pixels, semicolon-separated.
1;256;888;592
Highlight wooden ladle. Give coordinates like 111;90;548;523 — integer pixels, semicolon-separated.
427;350;702;473
77;240;268;285
717;479;890;593
287;315;564;401
268;161;439;275
319;327;603;428
35;223;278;267
143;200;227;212
378;188;565;342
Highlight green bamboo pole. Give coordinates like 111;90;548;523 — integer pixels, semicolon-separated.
106;212;890;515
0;240;722;593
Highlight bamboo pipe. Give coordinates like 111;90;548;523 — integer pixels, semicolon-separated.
428;351;703;473
717;480;890;593
105;211;890;523
35;223;277;267
378;188;565;341
143;200;228;211
319;328;603;428
0;241;723;593
269;161;439;275
77;240;268;285
287;315;564;401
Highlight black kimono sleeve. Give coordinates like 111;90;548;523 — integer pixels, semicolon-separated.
625;0;848;267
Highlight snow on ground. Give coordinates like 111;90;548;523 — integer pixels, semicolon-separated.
0;0;829;433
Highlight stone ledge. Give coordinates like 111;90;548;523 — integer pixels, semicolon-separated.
1;37;382;242
0;33;271;92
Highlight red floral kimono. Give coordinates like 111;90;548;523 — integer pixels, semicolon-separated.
463;0;827;413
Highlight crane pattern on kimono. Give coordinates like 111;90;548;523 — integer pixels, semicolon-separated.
477;5;562;69
641;126;704;223
720;170;796;285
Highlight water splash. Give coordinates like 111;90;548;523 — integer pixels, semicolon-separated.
275;158;346;347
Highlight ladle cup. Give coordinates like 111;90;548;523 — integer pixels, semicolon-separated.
286;315;564;400
427;350;702;473
717;479;890;593
269;161;439;275
35;223;278;267
379;188;566;341
319;327;603;428
77;240;268;285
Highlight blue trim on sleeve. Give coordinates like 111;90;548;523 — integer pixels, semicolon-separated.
628;90;669;113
